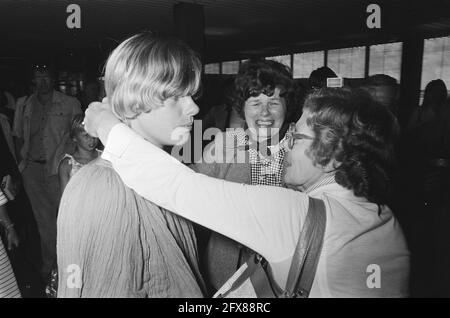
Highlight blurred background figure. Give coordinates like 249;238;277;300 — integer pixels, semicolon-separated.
397;78;450;297
12;64;81;285
0;90;15;160
308;66;337;90
408;79;448;129
361;74;399;117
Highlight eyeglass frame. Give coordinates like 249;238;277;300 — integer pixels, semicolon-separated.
285;122;314;150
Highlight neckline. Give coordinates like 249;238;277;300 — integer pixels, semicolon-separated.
304;174;337;194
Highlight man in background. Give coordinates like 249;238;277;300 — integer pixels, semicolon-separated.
12;64;81;282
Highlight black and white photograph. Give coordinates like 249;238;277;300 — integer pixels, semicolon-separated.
0;0;450;303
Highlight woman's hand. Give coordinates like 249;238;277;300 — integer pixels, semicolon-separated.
84;98;121;144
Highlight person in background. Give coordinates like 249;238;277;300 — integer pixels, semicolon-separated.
361;74;399;117
0;90;15;161
408;79;448;130
57;32;206;297
308;66;338;90
12;64;82;283
192;59;297;294
400;79;450;297
58;114;100;194
0;89;16;111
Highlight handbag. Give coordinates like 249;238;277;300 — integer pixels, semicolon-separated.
214;197;326;298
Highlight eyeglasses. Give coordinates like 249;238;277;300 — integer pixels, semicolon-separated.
285;122;314;150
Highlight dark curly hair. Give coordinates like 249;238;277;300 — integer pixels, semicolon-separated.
230;59;298;124
303;88;399;205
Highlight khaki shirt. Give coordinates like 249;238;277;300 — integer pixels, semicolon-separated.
13;90;82;176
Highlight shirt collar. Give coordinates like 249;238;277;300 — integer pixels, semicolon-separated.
305;174;369;203
304;174;337;194
225;128;286;156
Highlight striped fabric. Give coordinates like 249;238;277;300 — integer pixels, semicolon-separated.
248;146;286;186
0;192;21;298
0;237;21;298
305;174;336;194
0;190;8;206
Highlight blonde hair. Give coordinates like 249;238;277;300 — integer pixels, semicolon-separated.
104;32;202;121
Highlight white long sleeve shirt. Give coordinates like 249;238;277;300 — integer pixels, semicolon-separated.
102;123;410;297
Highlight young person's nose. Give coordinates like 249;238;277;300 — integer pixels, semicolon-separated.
185;96;200;117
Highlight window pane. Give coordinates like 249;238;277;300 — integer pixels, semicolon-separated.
266;55;291;68
205;63;220;74
369;42;402;81
222;61;239;74
422;36;450;90
293;51;325;79
327;46;366;78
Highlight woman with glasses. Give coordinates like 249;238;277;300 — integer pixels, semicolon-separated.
85;87;410;297
192;59;297;294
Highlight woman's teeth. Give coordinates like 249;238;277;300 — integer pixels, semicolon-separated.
256;120;274;127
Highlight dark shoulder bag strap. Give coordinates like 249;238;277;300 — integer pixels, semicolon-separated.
284;197;327;298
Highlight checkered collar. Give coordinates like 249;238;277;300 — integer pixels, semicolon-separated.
225;128;286;157
224;128;287;186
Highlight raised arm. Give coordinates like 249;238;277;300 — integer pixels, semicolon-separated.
102;123;309;262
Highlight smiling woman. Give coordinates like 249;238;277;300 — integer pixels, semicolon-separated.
190;59;298;294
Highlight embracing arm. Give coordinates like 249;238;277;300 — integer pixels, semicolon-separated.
101;124;309;262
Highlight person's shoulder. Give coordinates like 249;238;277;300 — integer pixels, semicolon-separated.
82;157;123;180
58;156;72;173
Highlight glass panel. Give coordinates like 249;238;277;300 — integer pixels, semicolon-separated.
422;36;450;91
204;63;220;74
222;61;239;74
293;51;325;79
369;42;403;82
266;55;291;68
327;46;366;78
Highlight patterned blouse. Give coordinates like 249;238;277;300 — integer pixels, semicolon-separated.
225;128;287;187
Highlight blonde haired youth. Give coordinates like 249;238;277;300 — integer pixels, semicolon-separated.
104;32;202;121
